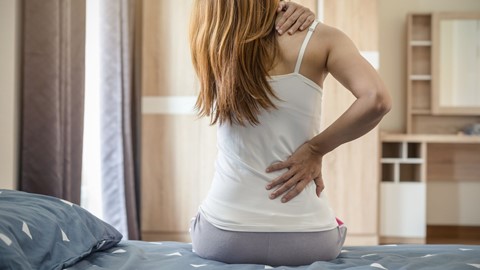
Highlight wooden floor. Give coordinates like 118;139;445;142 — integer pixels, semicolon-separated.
426;225;480;245
380;226;480;245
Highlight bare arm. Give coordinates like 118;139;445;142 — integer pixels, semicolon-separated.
309;27;391;155
266;27;391;203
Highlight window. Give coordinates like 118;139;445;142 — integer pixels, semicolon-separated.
81;0;103;219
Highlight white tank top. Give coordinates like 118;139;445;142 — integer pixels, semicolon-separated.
199;21;338;232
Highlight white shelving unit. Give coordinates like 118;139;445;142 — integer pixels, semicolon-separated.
380;137;427;243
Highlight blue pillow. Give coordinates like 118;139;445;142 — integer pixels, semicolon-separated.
0;189;123;270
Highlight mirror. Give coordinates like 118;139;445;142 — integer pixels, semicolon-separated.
432;12;480;115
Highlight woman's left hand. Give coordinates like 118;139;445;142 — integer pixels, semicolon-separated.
265;142;325;203
276;1;316;35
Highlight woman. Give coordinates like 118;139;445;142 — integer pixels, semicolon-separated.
189;0;391;266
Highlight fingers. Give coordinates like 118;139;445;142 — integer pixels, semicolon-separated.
276;2;298;35
266;160;290;173
276;2;316;35
268;175;325;202
287;11;316;34
277;1;287;12
314;177;325;197
296;13;314;31
265;169;296;190
269;174;303;202
301;15;315;31
286;9;313;34
282;180;310;203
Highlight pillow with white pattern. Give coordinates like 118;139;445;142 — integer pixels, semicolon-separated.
0;189;123;270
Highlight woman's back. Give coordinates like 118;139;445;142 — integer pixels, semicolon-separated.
200;23;337;231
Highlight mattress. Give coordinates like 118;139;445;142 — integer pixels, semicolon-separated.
67;240;480;270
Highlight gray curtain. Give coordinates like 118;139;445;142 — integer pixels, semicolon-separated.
19;0;86;204
98;0;140;240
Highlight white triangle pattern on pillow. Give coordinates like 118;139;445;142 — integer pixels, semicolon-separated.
371;263;388;270
22;221;32;239
61;229;70;242
165;252;182;256
0;233;12;246
112;249;126;254
190;264;207;268
60;199;73;206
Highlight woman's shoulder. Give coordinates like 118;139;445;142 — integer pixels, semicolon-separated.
272;21;350;77
276;22;344;53
311;22;358;51
311;22;349;45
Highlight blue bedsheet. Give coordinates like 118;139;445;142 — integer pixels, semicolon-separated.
67;241;480;270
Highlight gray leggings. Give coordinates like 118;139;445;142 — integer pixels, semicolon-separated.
189;212;347;266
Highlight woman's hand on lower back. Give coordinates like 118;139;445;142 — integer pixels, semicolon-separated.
265;142;325;203
276;1;315;35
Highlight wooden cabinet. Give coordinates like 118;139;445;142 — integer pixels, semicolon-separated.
380;134;427;244
379;133;480;244
386;14;480;244
407;13;432;121
406;13;480;134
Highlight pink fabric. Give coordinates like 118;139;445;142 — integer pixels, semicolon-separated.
336;217;344;226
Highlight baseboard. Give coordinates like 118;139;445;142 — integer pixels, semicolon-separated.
344;234;379;246
379;236;426;244
427;225;480;245
141;231;191;242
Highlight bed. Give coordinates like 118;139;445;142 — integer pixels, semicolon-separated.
1;189;479;270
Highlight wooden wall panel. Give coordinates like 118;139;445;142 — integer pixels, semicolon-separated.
427;143;480;182
141;115;216;240
296;0;318;12
141;0;216;241
323;0;378;51
322;0;380;245
142;0;197;96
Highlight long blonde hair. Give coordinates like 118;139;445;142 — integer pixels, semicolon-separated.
190;0;279;126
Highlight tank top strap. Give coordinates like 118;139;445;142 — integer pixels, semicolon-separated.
294;21;319;74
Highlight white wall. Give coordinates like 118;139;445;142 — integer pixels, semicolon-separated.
0;0;19;189
378;0;480;133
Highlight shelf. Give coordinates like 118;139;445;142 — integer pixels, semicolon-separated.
411;46;431;75
381;141;425;183
411;109;431;115
381;158;423;164
400;163;422;182
411;14;432;41
381;133;480;144
410;40;432;46
410;75;431;80
410;80;431;111
381;163;422;183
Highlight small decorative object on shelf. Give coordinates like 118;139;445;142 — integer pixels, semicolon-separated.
462;123;480;136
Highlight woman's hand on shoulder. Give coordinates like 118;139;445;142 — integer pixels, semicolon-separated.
265;142;325;203
276;1;315;35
